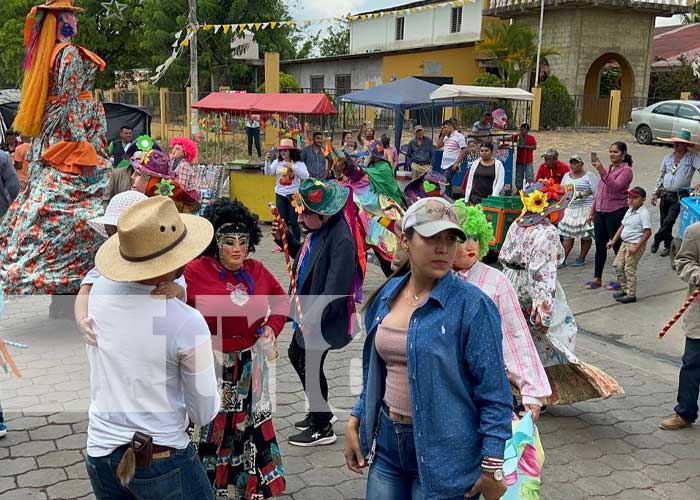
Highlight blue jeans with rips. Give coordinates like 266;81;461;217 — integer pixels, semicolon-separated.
86;443;214;500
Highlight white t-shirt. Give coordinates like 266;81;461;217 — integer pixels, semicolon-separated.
86;278;220;457
81;267;188;302
620;206;652;244
440;131;467;170
265;159;310;197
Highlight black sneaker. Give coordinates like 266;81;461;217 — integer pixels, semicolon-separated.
289;424;337;447
294;414;338;431
612;290;627;299
651;241;659;253
616;295;637;304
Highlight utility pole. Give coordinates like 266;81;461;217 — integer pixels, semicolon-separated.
534;0;545;87
189;0;199;136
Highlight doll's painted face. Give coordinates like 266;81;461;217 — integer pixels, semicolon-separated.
57;12;78;41
454;236;480;271
171;144;185;160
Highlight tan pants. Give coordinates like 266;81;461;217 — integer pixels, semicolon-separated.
613;241;645;297
411;162;432;180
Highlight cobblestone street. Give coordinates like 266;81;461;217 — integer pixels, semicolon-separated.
1;131;699;499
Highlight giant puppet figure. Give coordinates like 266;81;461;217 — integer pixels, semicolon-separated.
0;0;110;297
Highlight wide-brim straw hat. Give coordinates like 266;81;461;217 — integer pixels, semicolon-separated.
278;138;298;150
37;0;84;11
95;197;213;282
660;129;695;145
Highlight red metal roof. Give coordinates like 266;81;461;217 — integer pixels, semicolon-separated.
653;24;700;61
192;92;337;115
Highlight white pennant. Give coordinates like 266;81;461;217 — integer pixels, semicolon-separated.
214;24;222;33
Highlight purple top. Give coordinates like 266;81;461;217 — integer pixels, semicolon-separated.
592;163;633;213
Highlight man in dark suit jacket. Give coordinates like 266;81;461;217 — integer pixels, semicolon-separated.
273;179;360;447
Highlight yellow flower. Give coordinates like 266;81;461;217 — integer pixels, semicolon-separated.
524;191;549;214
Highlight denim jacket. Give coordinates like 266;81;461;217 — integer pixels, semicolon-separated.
351;271;513;499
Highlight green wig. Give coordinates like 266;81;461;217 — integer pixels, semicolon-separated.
453;201;494;260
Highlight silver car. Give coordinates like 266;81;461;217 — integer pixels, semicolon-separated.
626;100;700;145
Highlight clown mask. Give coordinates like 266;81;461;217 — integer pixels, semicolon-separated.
218;233;249;271
57;12;78;42
454;236;480;271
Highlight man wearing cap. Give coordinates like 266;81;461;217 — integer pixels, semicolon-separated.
85;197;219;498
406;125;435;180
272;178;361;447
513;123;537;190
536;148;570;184
651;129;700;257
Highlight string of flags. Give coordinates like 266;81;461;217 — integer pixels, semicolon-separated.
151;0;470;84
183;0;471;44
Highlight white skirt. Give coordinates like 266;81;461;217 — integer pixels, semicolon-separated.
559;205;594;240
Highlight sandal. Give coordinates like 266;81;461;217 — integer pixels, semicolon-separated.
585;280;601;289
607;281;621;291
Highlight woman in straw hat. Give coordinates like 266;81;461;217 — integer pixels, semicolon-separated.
184;199;288;498
499;180;623;406
85;197;219;499
265;138;309;242
0;0;110;298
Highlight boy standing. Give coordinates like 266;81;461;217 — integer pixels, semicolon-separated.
607;186;652;303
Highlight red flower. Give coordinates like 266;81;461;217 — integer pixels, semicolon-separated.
540;178;564;201
308;189;323;204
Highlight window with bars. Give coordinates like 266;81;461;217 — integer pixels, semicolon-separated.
450;7;462;33
310;75;325;93
395;17;405;41
335;74;351;96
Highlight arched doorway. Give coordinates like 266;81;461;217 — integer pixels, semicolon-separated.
583;53;634;127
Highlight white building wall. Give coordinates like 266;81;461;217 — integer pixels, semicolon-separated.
349;2;482;54
282;57;384;91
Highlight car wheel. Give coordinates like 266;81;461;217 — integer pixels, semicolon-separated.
635;125;653;145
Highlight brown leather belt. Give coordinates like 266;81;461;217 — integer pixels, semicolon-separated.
151;445;173;460
383;403;413;424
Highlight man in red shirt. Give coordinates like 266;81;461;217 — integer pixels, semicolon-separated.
536;148;570;184
513;122;537;190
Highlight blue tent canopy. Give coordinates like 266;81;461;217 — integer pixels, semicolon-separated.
340;77;444;147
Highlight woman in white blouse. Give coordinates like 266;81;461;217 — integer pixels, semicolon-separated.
463;141;505;205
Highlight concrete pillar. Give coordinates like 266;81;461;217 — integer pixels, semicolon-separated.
264;52;280;93
608;90;622;130
108;89;117;102
137;86;145;107
530;87;542;132
159;87;169;141
681;92;691;100
365;80;377;126
186;86;192;138
219;86;231;92
95;89;103;102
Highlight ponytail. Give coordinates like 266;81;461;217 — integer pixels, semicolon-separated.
624;154;633;166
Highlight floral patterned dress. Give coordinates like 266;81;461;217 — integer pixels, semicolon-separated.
499;221;623;405
0;44;110;295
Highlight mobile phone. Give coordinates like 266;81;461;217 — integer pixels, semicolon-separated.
590;152;598;163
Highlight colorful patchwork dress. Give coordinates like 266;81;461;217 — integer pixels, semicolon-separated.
0;43;110;295
499;221;624;405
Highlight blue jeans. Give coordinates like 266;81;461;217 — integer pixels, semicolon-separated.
366;407;422;500
515;163;534;191
443;167;458;198
675;337;700;423
86;444;214;500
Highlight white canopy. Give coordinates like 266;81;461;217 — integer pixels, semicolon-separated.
429;85;535;102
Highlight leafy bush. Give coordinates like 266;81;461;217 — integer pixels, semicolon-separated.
472;73;502;87
256;72;301;93
540;75;575;129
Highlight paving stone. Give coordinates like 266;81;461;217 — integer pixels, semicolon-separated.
54;433;87;450
37;450;85;469
0;478;15;495
0;457;37;477
0;431;30;447
65;462;89;480
292;486;343;500
3;417;47;432
17;468;66;488
47;413;87;425
599;453;646;471
282;456;313;475
46;479;93;499
9;440;56;458
573;475;625;496
0;488;47;500
665;443;700;460
300;467;348;487
653;481;700;499
29;424;72;441
632;449;677;465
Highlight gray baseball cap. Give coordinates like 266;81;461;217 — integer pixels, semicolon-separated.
402;198;467;240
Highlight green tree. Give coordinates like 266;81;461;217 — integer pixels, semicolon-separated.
650;55;700;99
684;1;700;23
256;72;300;92
540;75;575;129
476;22;558;88
472;73;502;87
318;18;349;57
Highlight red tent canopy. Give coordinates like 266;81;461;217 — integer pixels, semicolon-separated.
192;92;337;115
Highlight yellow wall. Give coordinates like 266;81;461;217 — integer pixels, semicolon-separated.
381;46;481;85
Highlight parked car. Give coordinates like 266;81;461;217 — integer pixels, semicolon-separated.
626;100;700;145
